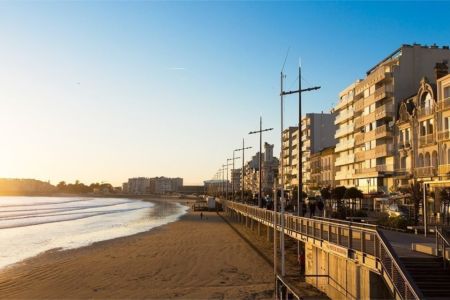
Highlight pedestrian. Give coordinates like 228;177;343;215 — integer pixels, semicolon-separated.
298;250;305;275
310;202;316;217
302;202;307;217
200;212;203;220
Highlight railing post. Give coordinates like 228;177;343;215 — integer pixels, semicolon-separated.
361;231;365;253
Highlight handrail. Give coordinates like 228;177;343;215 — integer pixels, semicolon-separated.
435;227;450;269
377;230;423;299
223;200;423;300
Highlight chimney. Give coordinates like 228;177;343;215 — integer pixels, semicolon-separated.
435;61;449;80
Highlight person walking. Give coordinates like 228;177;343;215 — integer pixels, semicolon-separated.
200;212;203;220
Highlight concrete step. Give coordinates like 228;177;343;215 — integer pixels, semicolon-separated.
411;243;450;259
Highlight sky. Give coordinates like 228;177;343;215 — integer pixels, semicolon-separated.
0;1;449;186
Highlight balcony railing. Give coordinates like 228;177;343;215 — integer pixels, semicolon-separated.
438;130;450;141
335;109;354;124
375;124;392;138
438;164;450;176
414;166;437;178
416;106;434;118
335;154;355;166
335;139;355;152
354;99;364;112
375;104;394;119
335;124;354;138
374;144;393;158
354;116;364;129
419;134;435;146
438;97;450;111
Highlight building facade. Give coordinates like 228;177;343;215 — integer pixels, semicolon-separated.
334;82;358;187
244;143;279;196
301;113;337;191
348;44;450;194
310;146;336;191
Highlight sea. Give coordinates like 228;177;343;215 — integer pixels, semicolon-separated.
0;196;188;269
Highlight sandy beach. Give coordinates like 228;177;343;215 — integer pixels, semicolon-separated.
0;200;275;299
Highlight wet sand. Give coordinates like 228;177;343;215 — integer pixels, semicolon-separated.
0;200;274;299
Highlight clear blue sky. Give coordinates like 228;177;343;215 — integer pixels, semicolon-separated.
0;1;449;185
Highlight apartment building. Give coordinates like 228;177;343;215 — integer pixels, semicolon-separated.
127;177;150;194
334;82;358;187
350;44;450;194
149;177;183;194
301;113;336;191
231;168;241;194
281;126;298;191
244;143;279;196
310;147;336;191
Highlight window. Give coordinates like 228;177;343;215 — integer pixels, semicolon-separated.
444;86;450;99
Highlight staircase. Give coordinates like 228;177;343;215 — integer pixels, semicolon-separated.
401;257;450;299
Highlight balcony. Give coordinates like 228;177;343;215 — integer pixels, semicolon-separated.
335;169;355;180
419;134;435;147
439;164;450;176
355;149;377;162
354;116;364;129
375;104;394;120
438;97;450;111
355;167;376;175
374;144;393;158
394;168;412;179
354;132;364;144
334;109;354;125
374;124;393;139
375;164;394;172
414;166;437;178
335;139;355;152
335;154;355;166
335;124;354;138
438;130;450;141
416;106;435;118
374;86;392;102
354;99;364;112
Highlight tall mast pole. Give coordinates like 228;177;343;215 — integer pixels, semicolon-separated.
242;138;245;202
259;116;262;207
280;71;285;276
298;64;302;217
232;151;235;200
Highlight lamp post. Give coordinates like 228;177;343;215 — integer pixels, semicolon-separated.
231;151;241;201
280;65;320;276
224;161;232;200
235;139;252;202
249;116;273;208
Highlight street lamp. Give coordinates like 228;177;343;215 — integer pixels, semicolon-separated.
279;65;321;277
231;151;241;201
235;139;252;202
249;116;273;208
224;161;232;200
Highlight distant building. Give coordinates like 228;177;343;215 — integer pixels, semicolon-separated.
204;179;228;196
244;143;279;196
149;177;183;194
310;146;336;191
127;177;151;194
231;168;241;195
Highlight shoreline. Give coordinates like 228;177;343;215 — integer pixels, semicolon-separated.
0;197;191;272
0;201;275;299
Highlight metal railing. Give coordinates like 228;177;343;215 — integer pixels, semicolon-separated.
224;201;422;300
435;227;449;269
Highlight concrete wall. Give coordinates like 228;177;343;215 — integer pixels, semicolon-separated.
310;113;337;154
305;243;390;300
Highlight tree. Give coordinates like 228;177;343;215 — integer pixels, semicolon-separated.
320;187;331;201
439;188;450;225
344;187;364;213
331;186;347;210
410;182;422;225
